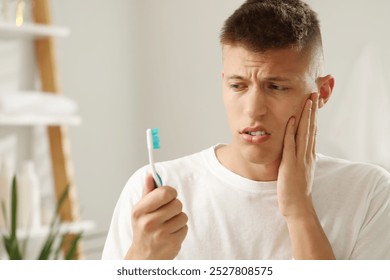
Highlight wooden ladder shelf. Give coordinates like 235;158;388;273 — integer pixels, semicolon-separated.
32;0;82;259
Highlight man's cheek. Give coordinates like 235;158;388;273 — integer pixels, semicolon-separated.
284;102;306;134
293;99;308;121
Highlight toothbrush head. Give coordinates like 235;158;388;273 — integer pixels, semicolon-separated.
146;128;160;150
151;128;160;149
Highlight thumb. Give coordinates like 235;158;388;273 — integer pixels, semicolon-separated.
143;173;156;197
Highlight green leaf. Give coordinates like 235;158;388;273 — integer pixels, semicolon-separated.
10;176;17;238
1;200;8;229
37;186;69;259
2;181;84;260
65;233;83;260
2;176;23;260
9;238;23;260
53;234;67;260
37;216;61;260
54;187;69;221
3;236;12;255
3;234;22;260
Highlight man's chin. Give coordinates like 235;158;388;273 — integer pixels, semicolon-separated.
245;154;279;165
241;146;281;166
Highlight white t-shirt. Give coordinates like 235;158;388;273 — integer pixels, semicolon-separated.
102;145;390;259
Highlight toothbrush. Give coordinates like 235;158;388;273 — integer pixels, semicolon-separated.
146;128;163;188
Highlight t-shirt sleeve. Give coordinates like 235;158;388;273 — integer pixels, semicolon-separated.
349;172;390;259
101;167;146;259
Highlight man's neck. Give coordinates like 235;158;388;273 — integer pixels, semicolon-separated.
215;144;280;182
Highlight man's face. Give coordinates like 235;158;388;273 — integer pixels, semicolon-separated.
222;45;319;166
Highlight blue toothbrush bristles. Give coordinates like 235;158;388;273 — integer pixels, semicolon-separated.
146;128;163;187
151;128;160;149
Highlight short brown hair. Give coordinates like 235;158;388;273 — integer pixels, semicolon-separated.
220;0;322;53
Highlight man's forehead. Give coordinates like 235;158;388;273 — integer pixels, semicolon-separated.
223;44;304;61
222;44;320;79
225;74;294;82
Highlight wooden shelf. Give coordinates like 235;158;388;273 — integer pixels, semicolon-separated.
0;21;70;39
0;113;81;126
0;220;95;240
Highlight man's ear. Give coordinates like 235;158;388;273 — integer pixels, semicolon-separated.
317;74;335;108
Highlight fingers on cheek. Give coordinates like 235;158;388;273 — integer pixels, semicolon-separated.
299;99;312;141
306;99;314;133
287;117;296;145
310;94;319;150
307;99;313;115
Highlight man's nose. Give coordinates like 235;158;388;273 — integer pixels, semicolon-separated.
245;87;267;118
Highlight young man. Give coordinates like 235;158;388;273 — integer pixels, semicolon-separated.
102;0;390;259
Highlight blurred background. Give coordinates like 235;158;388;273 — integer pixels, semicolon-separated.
1;0;389;259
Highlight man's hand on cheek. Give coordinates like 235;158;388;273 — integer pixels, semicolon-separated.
277;92;319;219
276;92;335;259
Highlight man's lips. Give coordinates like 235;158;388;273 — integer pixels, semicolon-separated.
240;126;271;144
240;126;271;136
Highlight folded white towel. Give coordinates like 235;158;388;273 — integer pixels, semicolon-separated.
0;91;78;115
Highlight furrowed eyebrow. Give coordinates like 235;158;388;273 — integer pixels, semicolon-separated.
265;76;292;82
226;75;292;82
226;75;245;80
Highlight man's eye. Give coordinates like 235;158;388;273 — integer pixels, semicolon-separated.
229;84;246;91
269;84;288;91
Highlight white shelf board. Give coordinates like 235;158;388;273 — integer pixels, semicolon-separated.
0;220;95;240
0;21;70;39
0;113;81;126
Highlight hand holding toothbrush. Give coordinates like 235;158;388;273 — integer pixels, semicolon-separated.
125;128;188;259
125;174;188;259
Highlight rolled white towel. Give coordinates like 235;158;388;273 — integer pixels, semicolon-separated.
0;91;78;115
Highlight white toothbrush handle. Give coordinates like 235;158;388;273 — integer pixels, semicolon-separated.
150;164;162;188
148;148;162;188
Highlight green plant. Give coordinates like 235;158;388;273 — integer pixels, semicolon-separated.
1;176;83;260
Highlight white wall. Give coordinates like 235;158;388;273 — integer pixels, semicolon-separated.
50;0;140;258
306;0;390;169
49;0;390;258
51;0;242;259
